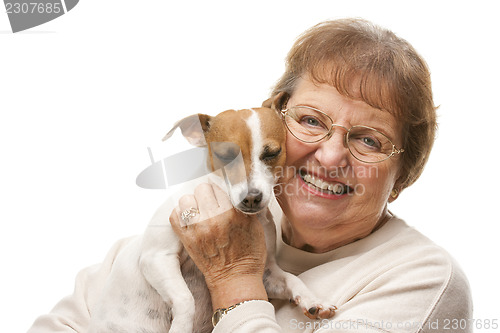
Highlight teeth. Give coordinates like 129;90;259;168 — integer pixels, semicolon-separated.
328;184;344;194
316;178;328;190
302;173;347;194
335;185;344;194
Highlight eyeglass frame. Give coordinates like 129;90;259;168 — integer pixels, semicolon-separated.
280;105;405;164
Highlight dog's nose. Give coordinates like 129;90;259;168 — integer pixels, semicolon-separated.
241;189;263;209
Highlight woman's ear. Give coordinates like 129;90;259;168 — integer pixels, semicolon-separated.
388;188;400;202
388;165;407;202
389;176;405;202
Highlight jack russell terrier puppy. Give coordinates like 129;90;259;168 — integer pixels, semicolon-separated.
87;103;337;333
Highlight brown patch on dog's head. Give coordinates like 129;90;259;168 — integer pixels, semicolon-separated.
254;107;287;170
203;109;252;175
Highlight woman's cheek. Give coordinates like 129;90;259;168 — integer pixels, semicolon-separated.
354;164;395;202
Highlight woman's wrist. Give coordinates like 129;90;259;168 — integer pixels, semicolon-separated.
208;275;268;310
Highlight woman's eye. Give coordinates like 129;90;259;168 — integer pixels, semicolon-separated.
362;137;377;147
358;136;382;150
301;116;323;128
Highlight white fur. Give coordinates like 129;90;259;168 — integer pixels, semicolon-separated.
246;109;275;208
87;110;334;333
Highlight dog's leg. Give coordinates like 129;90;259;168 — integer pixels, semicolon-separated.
259;211;337;320
264;257;337;320
140;234;195;333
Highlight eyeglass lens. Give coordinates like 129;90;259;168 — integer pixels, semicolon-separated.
284;106;394;163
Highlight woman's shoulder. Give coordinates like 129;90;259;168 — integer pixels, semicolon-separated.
291;217;472;332
363;216;473;330
385;216;463;270
365;215;467;286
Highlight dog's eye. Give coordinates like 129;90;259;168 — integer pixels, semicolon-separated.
261;147;282;161
213;150;238;163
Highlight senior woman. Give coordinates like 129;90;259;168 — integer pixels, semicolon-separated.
169;19;472;332
28;19;472;333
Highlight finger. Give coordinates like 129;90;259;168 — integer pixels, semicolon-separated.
169;206;182;232
170;206;195;235
211;183;233;212
194;183;220;219
178;194;200;227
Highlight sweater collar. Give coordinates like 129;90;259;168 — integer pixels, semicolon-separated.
269;198;407;275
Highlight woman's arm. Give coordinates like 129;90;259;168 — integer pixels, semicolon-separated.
27;237;136;333
27;266;94;333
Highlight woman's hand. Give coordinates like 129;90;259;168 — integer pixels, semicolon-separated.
169;183;268;309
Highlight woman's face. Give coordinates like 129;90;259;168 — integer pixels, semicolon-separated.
276;77;403;252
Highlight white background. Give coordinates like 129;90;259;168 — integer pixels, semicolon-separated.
1;0;499;331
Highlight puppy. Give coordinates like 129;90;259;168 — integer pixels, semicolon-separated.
87;105;336;333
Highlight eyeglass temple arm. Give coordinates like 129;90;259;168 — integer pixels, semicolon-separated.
393;146;405;154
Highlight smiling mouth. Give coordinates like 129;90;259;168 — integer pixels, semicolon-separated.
299;170;353;195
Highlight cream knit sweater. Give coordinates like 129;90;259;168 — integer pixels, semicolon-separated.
28;205;472;333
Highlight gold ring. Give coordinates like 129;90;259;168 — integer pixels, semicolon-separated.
181;207;199;224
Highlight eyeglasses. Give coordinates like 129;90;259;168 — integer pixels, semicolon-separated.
281;105;404;163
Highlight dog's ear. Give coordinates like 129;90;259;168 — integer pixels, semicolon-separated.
261;97;273;108
162;114;212;147
261;92;288;110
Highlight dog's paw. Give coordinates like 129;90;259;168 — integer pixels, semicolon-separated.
290;296;337;320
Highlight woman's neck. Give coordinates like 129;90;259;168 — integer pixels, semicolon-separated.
281;209;392;253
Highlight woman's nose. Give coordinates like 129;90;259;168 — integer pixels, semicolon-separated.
313;130;349;168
